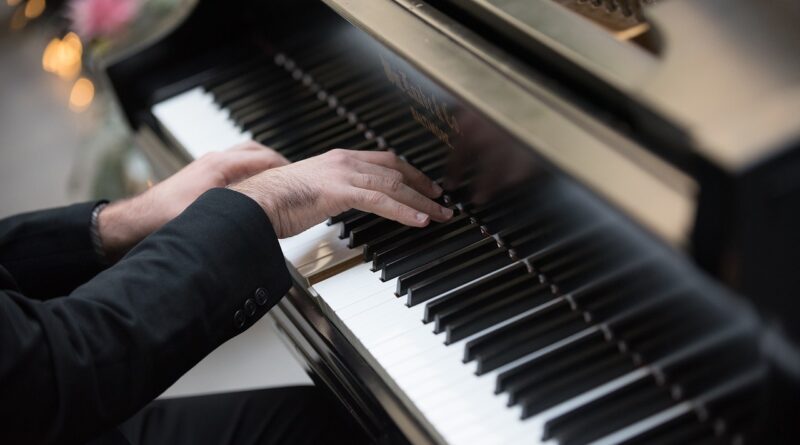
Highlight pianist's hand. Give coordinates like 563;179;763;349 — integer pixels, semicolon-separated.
231;149;454;238
99;142;289;260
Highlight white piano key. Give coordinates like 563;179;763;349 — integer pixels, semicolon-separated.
152;87;252;159
313;262;391;310
278;222;362;278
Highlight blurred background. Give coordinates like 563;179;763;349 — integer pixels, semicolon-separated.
0;0;310;396
0;0;184;219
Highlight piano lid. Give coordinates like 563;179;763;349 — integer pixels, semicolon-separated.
423;0;800;173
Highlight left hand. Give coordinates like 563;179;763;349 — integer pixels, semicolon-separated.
98;142;289;260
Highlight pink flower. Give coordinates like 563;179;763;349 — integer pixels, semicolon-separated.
68;0;142;40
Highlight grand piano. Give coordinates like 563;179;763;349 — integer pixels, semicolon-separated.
101;0;800;443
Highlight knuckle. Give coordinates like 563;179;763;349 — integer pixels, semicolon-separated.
394;201;410;219
386;177;403;193
366;190;386;206
328;149;351;166
358;173;376;189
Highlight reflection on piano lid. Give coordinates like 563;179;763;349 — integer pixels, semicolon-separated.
103;0;800;443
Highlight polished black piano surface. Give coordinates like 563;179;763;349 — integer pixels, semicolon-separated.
103;0;800;443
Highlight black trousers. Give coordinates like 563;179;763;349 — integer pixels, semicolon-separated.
89;386;369;445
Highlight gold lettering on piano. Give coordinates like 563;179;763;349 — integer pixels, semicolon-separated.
380;54;461;137
409;106;454;149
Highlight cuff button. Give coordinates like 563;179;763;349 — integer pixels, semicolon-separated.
244;299;257;316
255;287;269;306
233;310;246;329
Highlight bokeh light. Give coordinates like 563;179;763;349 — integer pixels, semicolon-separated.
24;0;46;19
69;77;95;112
42;33;83;79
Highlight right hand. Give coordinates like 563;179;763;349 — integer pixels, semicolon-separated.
230;149;454;238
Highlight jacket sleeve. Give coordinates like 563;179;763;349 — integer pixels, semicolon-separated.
0;201;107;300
0;188;292;445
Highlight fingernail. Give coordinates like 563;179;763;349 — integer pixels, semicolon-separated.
432;182;443;196
416;212;429;223
441;206;454;218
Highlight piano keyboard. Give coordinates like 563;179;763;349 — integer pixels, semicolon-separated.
151;40;763;445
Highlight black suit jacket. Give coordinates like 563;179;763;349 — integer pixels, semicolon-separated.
0;188;291;444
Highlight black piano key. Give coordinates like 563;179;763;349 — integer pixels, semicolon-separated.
405;142;448;165
395;138;444;160
513;225;601;263
464;299;571;362
475;312;588;374
363;226;414;260
340;212;381;239
496;329;610;396
608;295;700;353
223;77;305;113
379;223;481;280
239;96;328;132
542;377;657;439
277;125;361;156
348;137;383;151
552;382;675;445
386;129;435;154
263;120;351;153
329;208;362;225
552;252;639;296
546;255;620;296
364;212;468;261
427;263;531;325
394;236;498;296
318;77;387;106
326;78;393;108
407;246;513;307
494;215;556;245
631;315;724;365
349;218;404;248
459;188;524;218
231;92;318;131
519;352;634;418
288;127;367;158
244;99;328;134
360;106;414;130
444;282;553;344
672;353;754;403
281;44;346;70
255;112;348;146
579;279;679;324
616;411;714;445
209;65;288;103
332;84;399;112
697;368;761;442
203;56;272;90
530;240;609;281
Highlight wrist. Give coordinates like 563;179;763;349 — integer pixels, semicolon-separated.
228;182;283;237
98;193;160;261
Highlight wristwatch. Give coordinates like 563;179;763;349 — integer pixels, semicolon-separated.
90;201;109;263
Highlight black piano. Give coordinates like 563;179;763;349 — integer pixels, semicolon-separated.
102;0;800;443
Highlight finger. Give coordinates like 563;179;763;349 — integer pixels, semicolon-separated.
216;150;290;184
351;173;453;222
227;141;290;167
348;188;431;228
347;150;442;199
229;141;269;152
